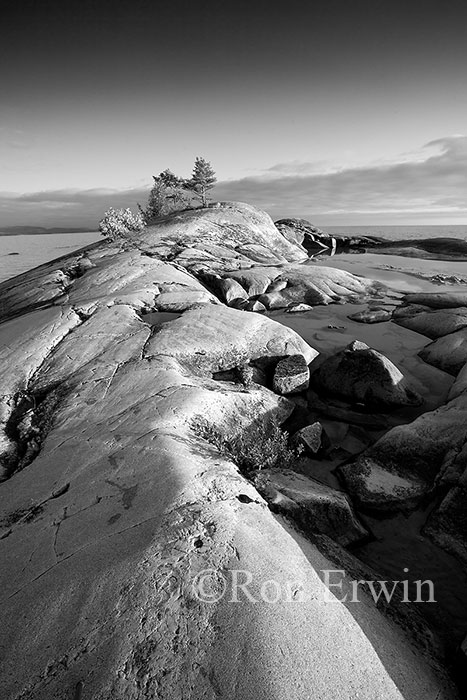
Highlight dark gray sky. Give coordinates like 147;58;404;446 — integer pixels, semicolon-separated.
1;0;467;226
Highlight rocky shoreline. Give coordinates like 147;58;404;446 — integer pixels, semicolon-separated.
0;202;465;699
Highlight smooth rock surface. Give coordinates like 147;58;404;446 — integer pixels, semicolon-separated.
0;202;457;700
146;305;318;374
348;309;392;323
395;308;467;339
419;328;467;376
403;292;467;309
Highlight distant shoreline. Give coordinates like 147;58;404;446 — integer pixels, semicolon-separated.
0;228;97;236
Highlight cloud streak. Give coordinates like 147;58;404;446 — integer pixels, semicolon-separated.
0;137;466;227
214;136;467;223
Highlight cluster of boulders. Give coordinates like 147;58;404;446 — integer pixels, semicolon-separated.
202;263;379;311
332;291;467;568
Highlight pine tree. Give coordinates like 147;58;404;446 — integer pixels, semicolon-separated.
184;157;217;207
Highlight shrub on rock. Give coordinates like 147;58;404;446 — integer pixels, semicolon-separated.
98;207;145;242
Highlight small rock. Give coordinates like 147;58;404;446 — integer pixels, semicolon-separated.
273;355;310;395
267;278;288;293
348;309;392;324
218;277;249;306
257;291;290;310
246;300;267;313
292;422;323;454
286;303;313;313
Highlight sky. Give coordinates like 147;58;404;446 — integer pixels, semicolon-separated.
1;0;467;228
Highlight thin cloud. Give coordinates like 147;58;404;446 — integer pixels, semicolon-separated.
0;187;149;227
214;135;467;221
0;137;466;226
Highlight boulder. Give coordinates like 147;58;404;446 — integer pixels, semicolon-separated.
339;396;467;511
245;299;266;313
392;304;432;320
217;277;249;306
312;340;422;408
273;354;310;394
257;291;292;310
286;303;314;313
255;468;369;546
339;458;429;512
403;292;467;309
348;309;392;323
424;484;467;566
292;422;324;454
419;328;467;375
394;308;467;339
145;305;318;374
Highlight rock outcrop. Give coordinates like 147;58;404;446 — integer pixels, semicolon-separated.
0;203;457;699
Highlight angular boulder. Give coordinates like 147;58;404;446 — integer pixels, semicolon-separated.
292;422;324;454
273;354;310;395
255;468;369;546
312;340;422;408
286;303;314;313
339;458;429;512
245;299;266;313
339;396;467;512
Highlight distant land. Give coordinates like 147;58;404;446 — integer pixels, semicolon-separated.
0;226;97;235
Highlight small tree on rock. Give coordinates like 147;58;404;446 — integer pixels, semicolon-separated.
142;169;190;222
184;157;217;207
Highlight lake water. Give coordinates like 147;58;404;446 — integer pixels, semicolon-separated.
0;232;102;283
326;224;467;240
